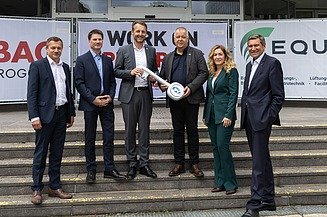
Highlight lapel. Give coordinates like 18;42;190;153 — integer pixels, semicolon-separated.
186;47;191;76
43;57;56;88
209;69;225;93
167;53;174;82
144;45;152;86
87;51;101;79
208;76;214;93
214;69;225;90
244;62;252;93
128;44;136;68
101;55;108;83
144;44;150;68
248;54;267;92
62;63;70;95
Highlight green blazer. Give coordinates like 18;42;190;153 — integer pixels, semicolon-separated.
203;67;239;125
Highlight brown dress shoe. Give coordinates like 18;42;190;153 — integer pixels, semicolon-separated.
48;188;73;199
168;164;185;176
190;164;204;178
31;190;42;205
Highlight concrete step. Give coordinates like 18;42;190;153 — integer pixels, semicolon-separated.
1;166;326;196
0;149;326;176
0;183;326;217
2;125;327;143
1;135;327;160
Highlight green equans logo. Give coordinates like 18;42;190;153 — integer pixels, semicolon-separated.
240;27;274;61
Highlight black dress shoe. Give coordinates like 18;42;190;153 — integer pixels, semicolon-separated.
257;201;276;211
139;165;157;178
241;209;259;217
86;170;96;184
126;166;137;179
104;169;126;180
211;187;225;193
225;189;237;195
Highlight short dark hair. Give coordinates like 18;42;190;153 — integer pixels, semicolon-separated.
132;20;147;31
88;29;103;40
247;34;266;46
46;36;63;48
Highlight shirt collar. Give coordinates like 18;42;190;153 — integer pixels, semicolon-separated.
90;49;101;58
47;55;62;66
174;46;188;56
133;42;145;51
252;52;265;65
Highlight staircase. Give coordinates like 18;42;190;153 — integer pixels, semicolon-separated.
0;112;327;216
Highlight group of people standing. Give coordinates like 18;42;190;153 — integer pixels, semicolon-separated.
27;20;284;217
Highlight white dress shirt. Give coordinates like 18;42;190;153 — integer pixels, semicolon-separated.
133;43;148;87
248;53;265;89
31;56;67;123
47;56;67;106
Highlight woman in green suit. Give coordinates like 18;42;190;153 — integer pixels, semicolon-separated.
203;45;239;195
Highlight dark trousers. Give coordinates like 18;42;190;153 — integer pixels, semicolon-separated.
207;107;238;191
84;105;115;172
31;106;67;191
169;99;200;165
121;89;152;168
244;110;275;209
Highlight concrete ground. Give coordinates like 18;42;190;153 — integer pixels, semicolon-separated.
80;205;327;217
1;103;327;216
2;103;327;133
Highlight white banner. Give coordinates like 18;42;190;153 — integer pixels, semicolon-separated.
234;19;327;99
0;18;70;103
78;21;228;99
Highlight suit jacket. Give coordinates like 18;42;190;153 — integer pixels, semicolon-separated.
114;44;158;104
27;57;75;124
159;46;208;107
74;51;116;111
240;53;285;131
203;68;239;125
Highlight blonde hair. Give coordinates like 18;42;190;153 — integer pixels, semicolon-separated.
208;45;236;75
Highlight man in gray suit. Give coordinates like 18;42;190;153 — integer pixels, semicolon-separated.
159;27;208;178
114;21;158;179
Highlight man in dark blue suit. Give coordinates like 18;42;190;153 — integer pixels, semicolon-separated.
74;29;125;184
240;34;285;217
27;36;76;205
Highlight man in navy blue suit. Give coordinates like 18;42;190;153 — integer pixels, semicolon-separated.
74;29;125;184
27;36;76;205
240;34;285;217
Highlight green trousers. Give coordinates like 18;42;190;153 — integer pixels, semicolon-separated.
208;115;238;191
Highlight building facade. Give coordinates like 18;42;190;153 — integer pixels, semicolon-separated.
1;0;327;20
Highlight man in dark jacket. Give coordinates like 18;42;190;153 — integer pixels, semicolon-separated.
159;27;208;178
27;36;75;205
